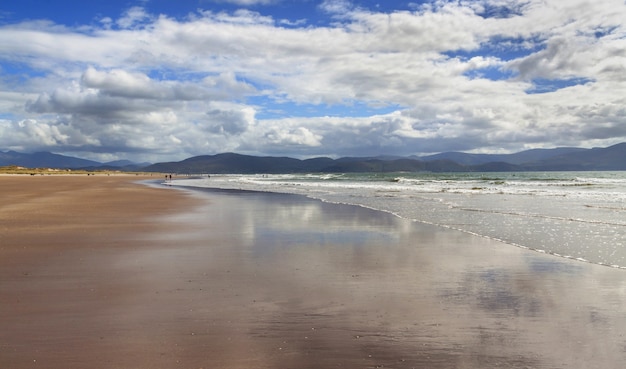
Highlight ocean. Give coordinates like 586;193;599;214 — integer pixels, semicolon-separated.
171;171;626;269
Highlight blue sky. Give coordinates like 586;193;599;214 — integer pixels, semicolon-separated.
1;0;625;162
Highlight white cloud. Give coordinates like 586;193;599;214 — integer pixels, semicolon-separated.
82;67;158;99
117;6;152;29
1;1;625;161
319;0;354;15
203;103;256;135
263;126;322;147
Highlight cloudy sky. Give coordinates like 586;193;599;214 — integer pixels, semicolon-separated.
1;0;625;162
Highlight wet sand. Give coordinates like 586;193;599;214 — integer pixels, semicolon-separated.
1;176;626;368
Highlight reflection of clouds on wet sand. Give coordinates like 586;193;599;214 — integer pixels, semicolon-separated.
135;188;626;368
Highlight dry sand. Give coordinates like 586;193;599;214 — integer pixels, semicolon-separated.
0;175;197;368
1;175;626;369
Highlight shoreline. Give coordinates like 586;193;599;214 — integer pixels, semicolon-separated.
169;174;626;270
2;175;626;368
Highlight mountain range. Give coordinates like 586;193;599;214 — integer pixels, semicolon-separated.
0;151;150;171
144;142;626;173
2;142;625;173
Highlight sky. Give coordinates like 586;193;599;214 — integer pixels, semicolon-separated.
1;0;625;163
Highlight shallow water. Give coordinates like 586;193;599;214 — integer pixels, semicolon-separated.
6;177;624;369
153;187;626;368
173;171;626;268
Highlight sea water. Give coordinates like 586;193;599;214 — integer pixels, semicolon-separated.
171;171;626;268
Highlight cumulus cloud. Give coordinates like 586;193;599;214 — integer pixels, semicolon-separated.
264;126;322;147
0;0;625;161
204;103;255;135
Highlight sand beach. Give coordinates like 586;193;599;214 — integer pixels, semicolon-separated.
1;175;625;368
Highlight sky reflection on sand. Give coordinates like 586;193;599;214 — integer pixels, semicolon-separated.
133;187;626;368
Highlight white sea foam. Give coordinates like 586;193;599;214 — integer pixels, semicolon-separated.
172;171;626;269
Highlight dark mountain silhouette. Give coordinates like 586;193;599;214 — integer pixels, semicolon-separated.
3;142;625;173
144;143;626;173
522;142;626;171
0;150;148;170
147;153;315;174
104;159;137;167
420;147;587;165
0;151;101;168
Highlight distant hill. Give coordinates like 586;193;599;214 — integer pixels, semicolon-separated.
0;151;101;169
146;153;321;174
420;147;587;165
0;150;148;170
144;142;626;173
3;142;625;173
522;142;626;171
